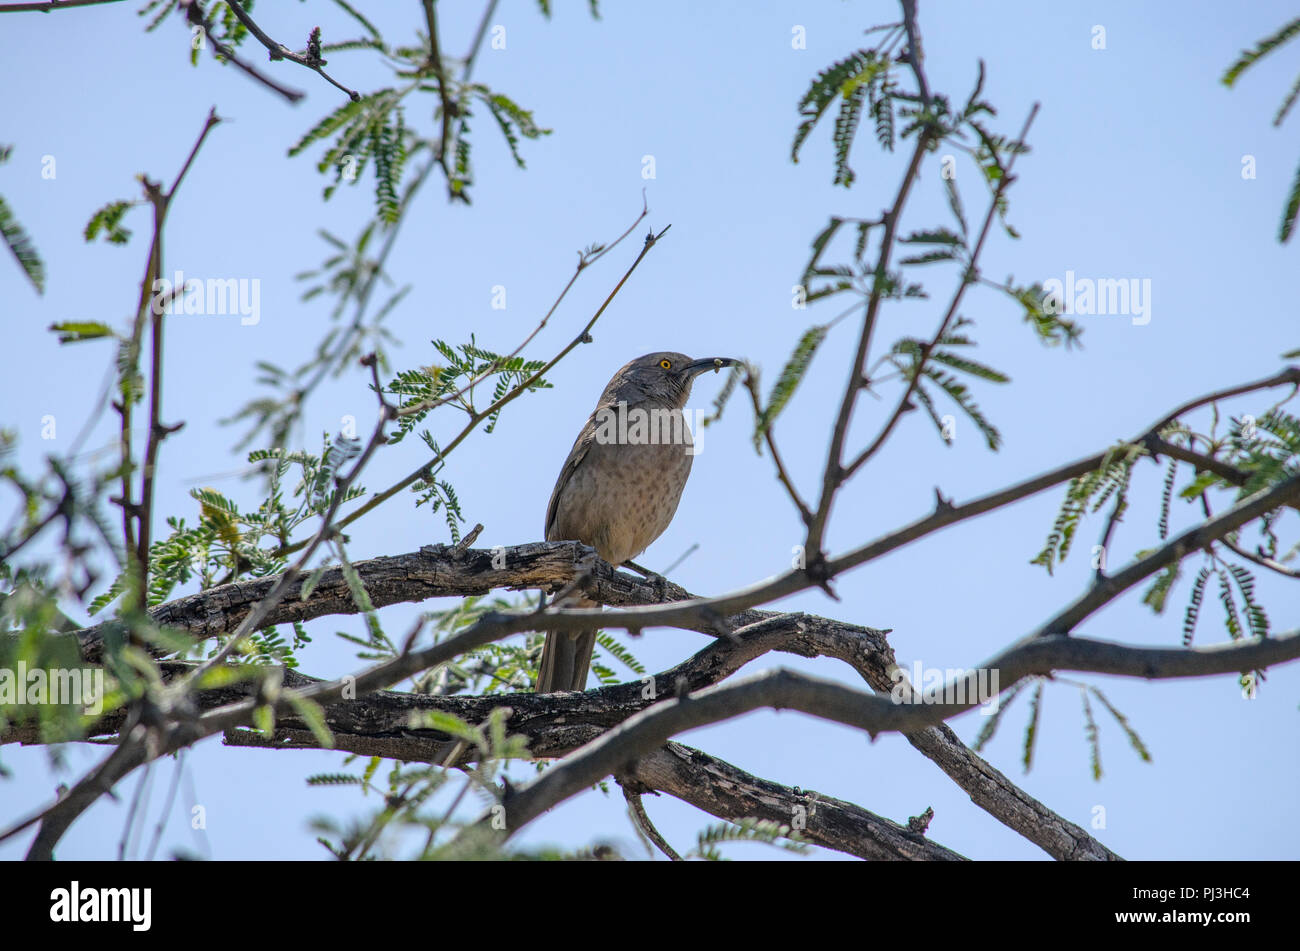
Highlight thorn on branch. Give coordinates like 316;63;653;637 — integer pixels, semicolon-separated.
452;523;484;553
804;552;840;601
933;487;954;513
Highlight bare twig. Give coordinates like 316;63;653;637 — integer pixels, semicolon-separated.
743;370;814;525
1221;534;1300;579
220;0;361;101
620;784;682;860
183;1;305;104
136;108;222;600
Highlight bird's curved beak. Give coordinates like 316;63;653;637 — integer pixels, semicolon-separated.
684;357;739;377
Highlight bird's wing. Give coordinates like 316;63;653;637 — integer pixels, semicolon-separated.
544;410;600;541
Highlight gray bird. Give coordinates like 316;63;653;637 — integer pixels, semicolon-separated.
536;351;738;693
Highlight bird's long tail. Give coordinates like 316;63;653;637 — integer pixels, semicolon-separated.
535;594;598;693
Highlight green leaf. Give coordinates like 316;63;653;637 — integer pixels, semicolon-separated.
332;0;382;40
1021;680;1044;773
754;326;827;451
898;249;957;266
1217;567;1242;639
1227;562;1268;639
920;366;1002;450
1157;456;1177;539
285;693;334;749
1089;687;1151;763
1222;17;1300;87
688;818;808;860
0;194;45;293
805;216;844;277
1273;72;1300;126
792;49;886;166
288;96;367;157
899;228;964;246
253;703;275;738
481;91;551;170
83;199;134;245
928;349;1010;383
971;678;1027;752
1280;156;1300;243
49;321;115;344
1142;561;1181;615
306;772;366;786
1180;563;1206;646
594;631;644;675
832;83;867;186
411;709;482;747
1080;688;1102;780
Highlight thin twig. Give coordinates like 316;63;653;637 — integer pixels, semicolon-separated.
184;1;305;103
220;0;361;100
743;371;814;525
844;103;1040;478
622;785;682;860
1221;535;1300;579
277;221;672;555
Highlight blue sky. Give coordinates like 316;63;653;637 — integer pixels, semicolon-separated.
2;0;1298;860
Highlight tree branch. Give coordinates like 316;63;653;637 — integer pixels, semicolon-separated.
183;0;306;104
220;0;360;101
485;625;1300;841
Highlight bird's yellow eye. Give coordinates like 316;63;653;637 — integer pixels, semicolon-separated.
659;359;672;369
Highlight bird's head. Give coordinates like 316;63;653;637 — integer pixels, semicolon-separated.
608;351;739;407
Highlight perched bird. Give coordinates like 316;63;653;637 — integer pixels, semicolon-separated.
536;351;737;693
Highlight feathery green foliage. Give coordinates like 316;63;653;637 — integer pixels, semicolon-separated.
752;325;827;451
1222;16;1300;241
1021;680;1044;773
889;320;1009;450
1032;443;1141;574
1089;687;1152;764
0;145;44;294
84;200;135;245
1079;687;1102;781
687;818;809;860
971;678;1028;753
792;49;890;171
